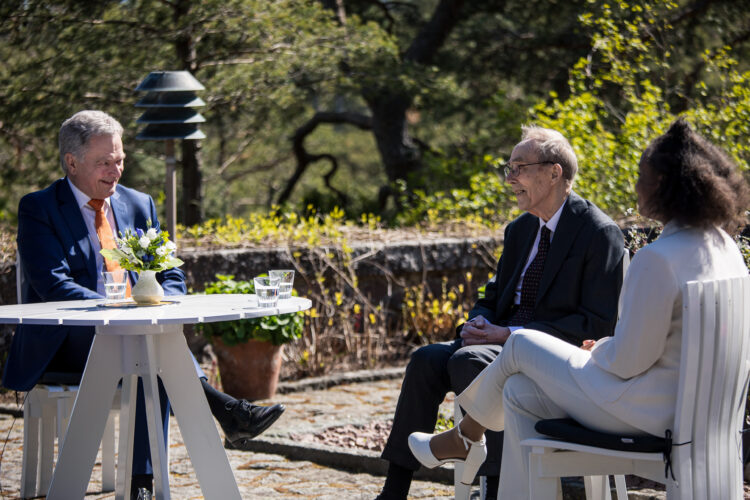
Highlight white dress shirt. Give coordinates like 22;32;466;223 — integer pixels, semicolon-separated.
66;178;118;295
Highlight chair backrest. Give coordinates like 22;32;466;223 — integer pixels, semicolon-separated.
671;275;750;499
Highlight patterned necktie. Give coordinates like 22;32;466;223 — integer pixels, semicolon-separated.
88;199;131;297
510;225;551;325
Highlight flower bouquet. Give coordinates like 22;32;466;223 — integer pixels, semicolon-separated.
100;221;183;304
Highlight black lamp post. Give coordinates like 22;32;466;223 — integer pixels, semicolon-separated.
135;71;206;238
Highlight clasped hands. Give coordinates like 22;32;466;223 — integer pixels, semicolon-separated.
461;315;598;351
460;315;511;346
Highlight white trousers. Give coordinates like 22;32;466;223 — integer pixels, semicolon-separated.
456;329;643;499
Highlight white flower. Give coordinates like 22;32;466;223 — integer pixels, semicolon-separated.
156;246;168;256
146;228;159;240
139;236;151;248
136;250;145;258
166;241;176;251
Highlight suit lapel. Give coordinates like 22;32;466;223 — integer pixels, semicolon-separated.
498;215;538;310
109;189;146;284
536;192;586;304
110;188;131;236
57;179;97;280
110;189;138;285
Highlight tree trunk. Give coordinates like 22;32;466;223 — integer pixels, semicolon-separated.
174;0;203;226
365;0;467;204
181;139;203;226
366;91;421;186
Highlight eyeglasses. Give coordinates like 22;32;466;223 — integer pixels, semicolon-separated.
501;161;553;178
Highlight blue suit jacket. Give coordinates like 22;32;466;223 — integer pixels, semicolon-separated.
2;178;186;391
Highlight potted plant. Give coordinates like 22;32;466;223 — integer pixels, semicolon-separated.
197;274;304;400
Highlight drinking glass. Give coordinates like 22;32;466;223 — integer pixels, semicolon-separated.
102;270;128;302
254;276;281;308
269;269;295;300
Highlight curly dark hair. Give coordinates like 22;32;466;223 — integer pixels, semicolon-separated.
642;118;749;232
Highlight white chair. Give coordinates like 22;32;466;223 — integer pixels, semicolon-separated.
521;275;750;499
451;248;632;500
21;384;119;498
18;254;119;498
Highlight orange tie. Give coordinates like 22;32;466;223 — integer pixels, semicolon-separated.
88;199;131;297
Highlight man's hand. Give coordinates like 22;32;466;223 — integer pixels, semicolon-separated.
581;339;596;351
460;315;511;346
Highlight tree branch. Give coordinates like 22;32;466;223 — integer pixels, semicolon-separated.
277;111;373;206
221;156;291;184
404;0;467;64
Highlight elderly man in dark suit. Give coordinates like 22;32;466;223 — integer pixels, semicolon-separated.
2;110;284;500
376;125;625;500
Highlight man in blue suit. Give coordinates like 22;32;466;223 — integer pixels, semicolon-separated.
3;110;284;499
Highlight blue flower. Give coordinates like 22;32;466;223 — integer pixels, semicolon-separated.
136;228;144;237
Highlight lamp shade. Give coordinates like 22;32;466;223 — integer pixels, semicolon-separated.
134;71;205;92
135;123;206;140
136;108;206;124
135;91;206;108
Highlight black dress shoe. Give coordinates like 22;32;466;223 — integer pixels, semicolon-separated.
130;474;153;500
133;488;152;500
221;400;285;445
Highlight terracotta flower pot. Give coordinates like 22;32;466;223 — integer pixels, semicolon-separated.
212;337;283;400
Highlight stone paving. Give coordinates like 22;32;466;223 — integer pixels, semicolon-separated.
0;367;669;499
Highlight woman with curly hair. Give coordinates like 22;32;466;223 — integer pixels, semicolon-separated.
407;118;750;499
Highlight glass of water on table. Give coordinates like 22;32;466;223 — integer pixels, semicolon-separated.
269;269;295;300
254;276;281;308
102;270;128;303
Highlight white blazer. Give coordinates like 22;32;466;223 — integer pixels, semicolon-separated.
568;221;748;436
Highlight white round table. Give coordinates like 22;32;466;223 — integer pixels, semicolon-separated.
0;294;311;500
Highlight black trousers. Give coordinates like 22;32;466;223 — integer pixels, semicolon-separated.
381;339;504;476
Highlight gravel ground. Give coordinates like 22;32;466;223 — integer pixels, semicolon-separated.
3;370;750;499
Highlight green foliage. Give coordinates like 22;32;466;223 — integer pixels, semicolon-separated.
178;207;384;249
401;275;475;343
396;159;520;231
2;0;746;222
736;234;750;270
435;410;454;433
197;274;304;346
527;0;750;218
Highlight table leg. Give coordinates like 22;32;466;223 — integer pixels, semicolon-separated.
46;334;122;500
116;374;138;500
155;326;242;499
142;334;171;500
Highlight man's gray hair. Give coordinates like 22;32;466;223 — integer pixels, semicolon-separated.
59;110;123;173
520;125;578;181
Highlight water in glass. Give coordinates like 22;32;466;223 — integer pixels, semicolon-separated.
102;270;128;302
104;282;127;301
269;269;295;300
254;276;280;308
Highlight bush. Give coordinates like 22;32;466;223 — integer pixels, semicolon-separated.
529;0;749;219
197;274;304;346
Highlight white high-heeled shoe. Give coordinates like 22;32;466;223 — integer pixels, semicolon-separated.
408;423;487;485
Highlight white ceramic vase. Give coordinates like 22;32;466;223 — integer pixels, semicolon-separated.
132;270;164;305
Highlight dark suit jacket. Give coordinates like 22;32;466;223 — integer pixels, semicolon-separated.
3;178;186;391
467;191;624;345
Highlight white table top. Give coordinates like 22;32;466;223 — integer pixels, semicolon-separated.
0;294;311;326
